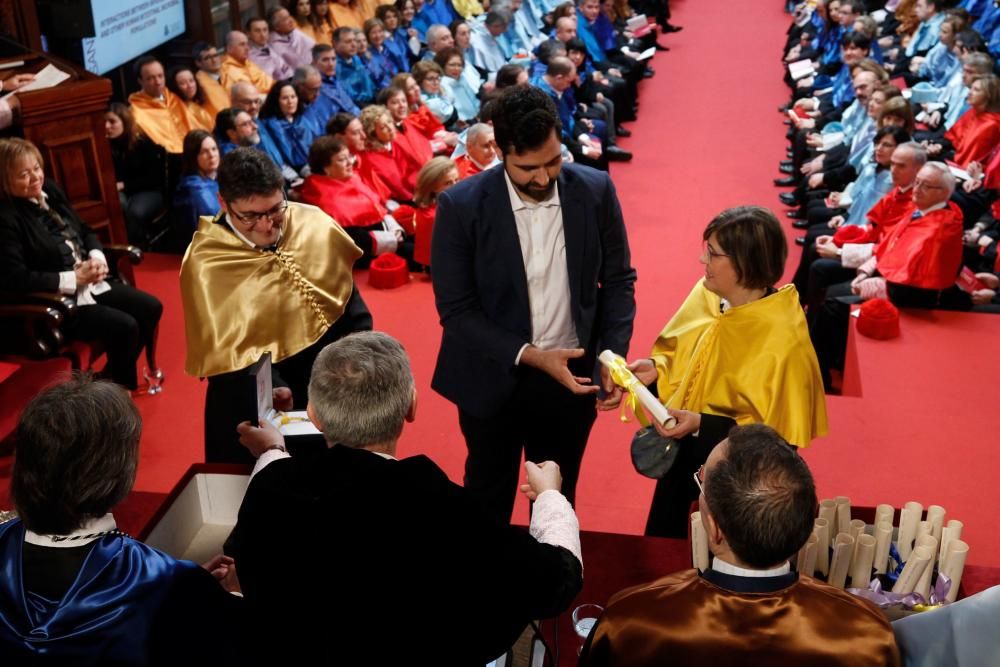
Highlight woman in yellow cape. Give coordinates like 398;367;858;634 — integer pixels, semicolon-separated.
627;206;828;537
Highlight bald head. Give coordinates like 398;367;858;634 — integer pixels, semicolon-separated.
231;81;262;118
555;16;577;42
227;30;250;62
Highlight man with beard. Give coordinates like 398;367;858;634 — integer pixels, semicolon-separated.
430;85;637;524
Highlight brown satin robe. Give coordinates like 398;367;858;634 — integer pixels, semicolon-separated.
581;569;900;667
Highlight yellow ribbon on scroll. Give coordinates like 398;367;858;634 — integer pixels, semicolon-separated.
598;350;677;429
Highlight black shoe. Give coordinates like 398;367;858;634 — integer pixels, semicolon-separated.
662;23;682;33
778;164;793;174
606;146;633;161
795;236;806;246
792;219;811;229
774;176;796;186
779;192;798;205
786;209;806;220
643;69;655;78
615;126;632;137
780;159;793;168
654;42;670;51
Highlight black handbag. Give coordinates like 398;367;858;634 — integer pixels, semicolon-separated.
630;425;679;479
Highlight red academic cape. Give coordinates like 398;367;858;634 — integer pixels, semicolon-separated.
299;174;386;228
875;202;963;290
412;205;436;266
865;185;914;244
943;108;1000;167
405;104;445;140
454;154;483;179
354;153;393;202
978;147;1000;218
394;123;434;183
359;147;414;201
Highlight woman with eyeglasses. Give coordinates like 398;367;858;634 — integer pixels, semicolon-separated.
412;60;459;129
621;206;828;538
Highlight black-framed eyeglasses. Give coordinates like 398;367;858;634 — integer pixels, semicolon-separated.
227;197;288;228
703;242;729;261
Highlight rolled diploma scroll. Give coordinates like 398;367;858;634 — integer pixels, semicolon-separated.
828;533;855;589
815;517;831;576
848;519;866;569
851;534;876;588
941;539;969;603
892;545;932;594
897;502;923;562
874;522;893;574
916;520;932;543
690;512;710;572
926;505;945;543
835;496;852;535
914;534;938;600
797;533;818;576
598;350;677;429
940;520;963;564
875;504;895;528
818;500;837;544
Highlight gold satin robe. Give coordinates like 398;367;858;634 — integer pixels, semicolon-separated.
651;280;828;447
196;70;231;118
219;55;274;95
184;100;215;131
581;569;901;667
179;203;362;378
127;90;194;154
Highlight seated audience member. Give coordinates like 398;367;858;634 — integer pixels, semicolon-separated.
936;51;993;132
454;122;499;177
268;5;317;70
328;111;396;201
565;37;628;137
382;85;437;177
927;74;1000;167
105;102;169;246
0;377;243;665
425;23;457;60
330;0;366;29
0;139;162;390
226;86;292;178
910;12;964;88
495;62;530;88
287;0;317;41
174;130;222;235
230;80;264;121
300;136;412;263
259;78;317;176
193;42;231;116
436;47;481;123
307;0;337;45
411;156;459;266
128;56;195;155
215;108;259;154
501;0;545;53
393;71;460;149
228;331;583;665
220;30;275;94
413;0;459;38
180;148;372;464
247;16;295;81
312;43;363;118
412;60;460;127
534;56;610;167
167;65;215;131
334;27;378;106
359;104;417;200
377;4;414;71
575;0;644;82
451;19;489;82
579;424;900;667
363;19;401;89
469;9;514;73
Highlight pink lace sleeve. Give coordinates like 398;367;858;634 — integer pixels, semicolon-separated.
529;490;582;567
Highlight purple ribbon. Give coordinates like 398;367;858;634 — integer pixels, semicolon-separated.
847;573;953;609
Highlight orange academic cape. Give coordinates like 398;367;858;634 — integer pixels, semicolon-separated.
581;569;900;667
875;202;963;290
127;90;195;154
219;55;274;95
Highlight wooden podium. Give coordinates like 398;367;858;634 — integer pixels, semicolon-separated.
1;39;128;250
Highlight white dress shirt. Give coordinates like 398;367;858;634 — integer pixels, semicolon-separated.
504;170;578;365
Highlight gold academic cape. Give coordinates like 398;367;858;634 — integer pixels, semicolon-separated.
127;90;194;154
195;70;231;118
581;570;900;667
651;280;827;447
179;203;362;378
219;55;274;95
184;100;215;131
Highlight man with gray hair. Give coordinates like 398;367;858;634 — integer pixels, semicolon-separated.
229;331;584;665
469;9;513;73
424;24;455;58
454;122;499;177
220;30;274;94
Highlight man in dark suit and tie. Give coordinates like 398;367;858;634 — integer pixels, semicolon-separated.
431;85;637;524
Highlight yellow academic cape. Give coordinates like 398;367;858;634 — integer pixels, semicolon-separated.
127;90;194;154
330;3;366;28
184;100;215;131
196;70;231;118
452;0;484;19
219;55;274;95
179;203;362;378
651;280;828;447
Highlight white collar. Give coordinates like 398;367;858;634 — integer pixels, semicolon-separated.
28;190;49;209
24;513;118;548
223;214;284;249
503;167;560;212
712;556;791;578
917;200;948;216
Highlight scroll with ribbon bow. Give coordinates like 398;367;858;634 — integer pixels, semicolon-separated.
598;350;677;430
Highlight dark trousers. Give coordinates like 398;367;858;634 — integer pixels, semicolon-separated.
458;366;597;525
70;281;163;390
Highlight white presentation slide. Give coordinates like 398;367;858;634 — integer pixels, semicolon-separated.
81;0;186;75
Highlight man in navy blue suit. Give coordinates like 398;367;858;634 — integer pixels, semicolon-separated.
431;86;637;524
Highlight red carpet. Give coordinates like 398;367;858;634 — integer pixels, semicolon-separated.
2;0;999;568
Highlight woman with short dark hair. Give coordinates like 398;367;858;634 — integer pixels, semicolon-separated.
258;79;317;173
0;377;243;664
174;129;221;235
624;206;828;538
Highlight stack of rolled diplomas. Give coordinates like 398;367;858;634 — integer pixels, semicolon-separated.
786;498;969;611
